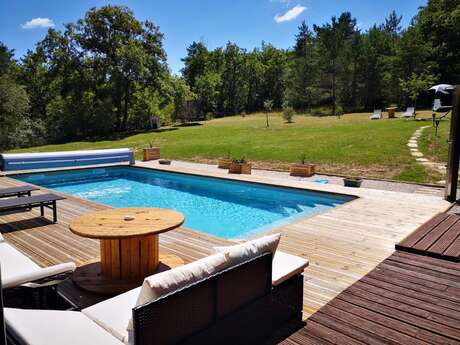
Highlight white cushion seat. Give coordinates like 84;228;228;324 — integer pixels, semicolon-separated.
272;251;309;286
82;287;141;344
0;243;41;278
0;242;76;289
0;232;4;242
5;308;123;345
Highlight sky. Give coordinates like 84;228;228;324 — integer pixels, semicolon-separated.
0;0;427;74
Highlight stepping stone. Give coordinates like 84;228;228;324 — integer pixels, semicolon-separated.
411;152;423;157
417;158;429;162
407;143;418;148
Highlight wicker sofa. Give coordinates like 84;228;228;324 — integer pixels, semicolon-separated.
2;234;308;345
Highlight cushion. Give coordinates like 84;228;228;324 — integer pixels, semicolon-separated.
5;308;123;345
3;262;76;289
0;232;4;242
126;252;230;332
0;243;40;279
272;251;309;286
82;287;141;344
214;233;281;266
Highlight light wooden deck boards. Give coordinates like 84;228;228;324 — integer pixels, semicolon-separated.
0;162;451;317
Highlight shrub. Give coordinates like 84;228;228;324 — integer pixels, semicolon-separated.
282;102;295;123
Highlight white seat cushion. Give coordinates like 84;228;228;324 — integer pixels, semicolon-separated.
0;232;4;242
82;287;141;344
214;233;281;266
272;251;309;286
5;308;123;345
0;243;40;279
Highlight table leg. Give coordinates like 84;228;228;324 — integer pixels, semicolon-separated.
100;235;159;281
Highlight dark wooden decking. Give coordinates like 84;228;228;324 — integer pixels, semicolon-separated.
280;250;460;345
396;213;460;262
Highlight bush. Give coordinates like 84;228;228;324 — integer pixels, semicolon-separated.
282;103;295;123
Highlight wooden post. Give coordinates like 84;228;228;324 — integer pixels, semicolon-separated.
444;85;460;201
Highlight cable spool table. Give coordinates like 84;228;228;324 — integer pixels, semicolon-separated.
69;208;185;295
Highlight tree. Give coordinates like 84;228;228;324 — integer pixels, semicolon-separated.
263;99;273;128
314;13;357;115
399;71;437;110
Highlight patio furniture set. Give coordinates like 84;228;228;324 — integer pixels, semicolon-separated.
0;183;309;344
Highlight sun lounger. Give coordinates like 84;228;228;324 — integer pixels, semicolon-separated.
0;185;39;199
0;194;65;223
0;241;75;290
370;109;382;120
401;107;415;118
0;265;122;345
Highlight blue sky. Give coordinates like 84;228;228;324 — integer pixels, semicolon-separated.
0;0;426;74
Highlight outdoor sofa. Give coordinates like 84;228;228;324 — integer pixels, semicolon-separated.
2;233;309;345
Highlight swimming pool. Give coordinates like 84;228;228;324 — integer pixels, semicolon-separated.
14;167;353;239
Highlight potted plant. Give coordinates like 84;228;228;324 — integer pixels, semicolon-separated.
143;141;160;161
289;153;315;177
229;157;252;174
343;177;363;187
217;151;233;169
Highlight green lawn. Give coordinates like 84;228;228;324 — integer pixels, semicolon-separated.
12;112;443;183
418;119;449;163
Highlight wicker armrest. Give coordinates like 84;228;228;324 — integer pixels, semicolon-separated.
3;262;76;289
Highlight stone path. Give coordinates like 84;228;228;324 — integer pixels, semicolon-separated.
408;126;446;181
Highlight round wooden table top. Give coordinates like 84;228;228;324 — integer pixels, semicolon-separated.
69;208;185;239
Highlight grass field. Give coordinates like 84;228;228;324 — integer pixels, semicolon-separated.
12;112;444;183
418;119;449;163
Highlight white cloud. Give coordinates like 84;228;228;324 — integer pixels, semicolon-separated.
274;5;306;23
21;18;55;29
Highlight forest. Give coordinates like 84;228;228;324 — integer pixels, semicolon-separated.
0;0;459;150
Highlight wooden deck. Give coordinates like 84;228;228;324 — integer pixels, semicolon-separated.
279;250;460;345
0;163;451;316
396;213;460;262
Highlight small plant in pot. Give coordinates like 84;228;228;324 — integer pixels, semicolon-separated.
343;176;363;187
143;141;160;161
289;153;315;177
229;157;252;174
217;151;233;169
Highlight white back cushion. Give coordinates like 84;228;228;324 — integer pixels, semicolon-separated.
127;251;229;331
214;233;281;266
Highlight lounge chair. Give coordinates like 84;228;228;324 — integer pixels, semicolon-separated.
0;185;39;199
0;193;65;223
401;107;415;118
0;268;123;345
0;237;75;290
370;109;382;120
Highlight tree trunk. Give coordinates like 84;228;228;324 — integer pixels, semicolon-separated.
121;81;130;132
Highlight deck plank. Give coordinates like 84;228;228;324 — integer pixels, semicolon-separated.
283;251;460;345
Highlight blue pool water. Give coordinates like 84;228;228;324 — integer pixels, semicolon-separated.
14;167;352;239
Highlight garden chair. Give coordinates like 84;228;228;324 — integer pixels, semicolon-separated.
401;107;415;118
370;109;382;120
